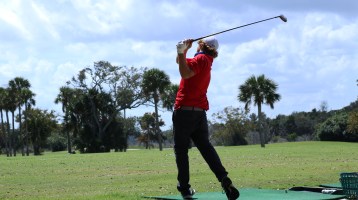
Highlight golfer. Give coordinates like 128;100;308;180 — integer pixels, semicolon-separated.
173;37;240;200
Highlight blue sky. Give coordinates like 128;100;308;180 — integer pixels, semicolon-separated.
1;0;357;129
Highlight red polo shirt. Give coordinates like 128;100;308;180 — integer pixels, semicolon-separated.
174;53;213;110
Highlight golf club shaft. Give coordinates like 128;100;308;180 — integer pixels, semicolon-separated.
193;15;287;42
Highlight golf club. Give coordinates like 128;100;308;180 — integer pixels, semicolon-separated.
193;15;287;42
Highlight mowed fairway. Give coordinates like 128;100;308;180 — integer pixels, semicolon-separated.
1;141;357;200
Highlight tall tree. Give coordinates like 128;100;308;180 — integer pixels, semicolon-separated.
0;87;9;156
66;61;147;152
69;62;123;151
238;74;281;147
115;66;147;151
9;77;34;156
5;86;17;155
55;86;75;154
141;68;170;151
21;89;36;156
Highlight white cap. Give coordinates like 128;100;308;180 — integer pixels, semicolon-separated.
203;36;219;50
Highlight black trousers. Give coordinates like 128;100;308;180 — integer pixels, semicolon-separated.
172;109;228;190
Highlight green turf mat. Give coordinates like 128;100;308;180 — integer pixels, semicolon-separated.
319;183;342;188
144;188;346;200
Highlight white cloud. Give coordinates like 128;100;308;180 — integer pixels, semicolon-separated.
159;2;186;18
31;1;60;40
0;1;32;40
1;0;358;129
207;11;358;119
52;62;80;85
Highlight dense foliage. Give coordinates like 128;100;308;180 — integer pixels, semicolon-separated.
0;61;357;156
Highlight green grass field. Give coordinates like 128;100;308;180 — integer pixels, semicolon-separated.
1;141;357;200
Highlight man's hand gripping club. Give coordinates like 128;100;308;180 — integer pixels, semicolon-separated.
177;39;193;54
176;39;195;79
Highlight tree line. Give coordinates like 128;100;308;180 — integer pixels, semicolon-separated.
1;61;357;156
0;61;175;155
208;79;358;146
209;100;358;147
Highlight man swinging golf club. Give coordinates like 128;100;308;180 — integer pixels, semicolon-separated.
173;37;240;200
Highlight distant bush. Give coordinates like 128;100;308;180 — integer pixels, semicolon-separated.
47;132;67;152
315;112;348;141
287;133;297;142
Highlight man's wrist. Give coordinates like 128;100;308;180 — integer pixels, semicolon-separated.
178;50;187;55
178;53;186;57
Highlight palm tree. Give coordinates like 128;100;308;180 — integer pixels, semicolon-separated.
9;77;32;155
55;86;74;154
4;87;16;156
22;89;36;156
0;87;9;156
238;74;281;147
141;68;170;151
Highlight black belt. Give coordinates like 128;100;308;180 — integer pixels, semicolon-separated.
179;106;205;111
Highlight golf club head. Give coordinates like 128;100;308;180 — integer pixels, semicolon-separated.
279;15;287;22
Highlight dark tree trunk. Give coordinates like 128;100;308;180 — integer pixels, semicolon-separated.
258;103;265;148
11;111;16;156
33;144;41;156
67;130;72;154
0;111;9;157
6;111;12;156
24;106;30;156
18;106;25;156
154;96;163;151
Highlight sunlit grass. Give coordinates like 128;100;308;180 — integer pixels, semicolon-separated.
0;141;357;199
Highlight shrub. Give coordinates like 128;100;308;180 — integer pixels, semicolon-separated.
47;132;67;152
